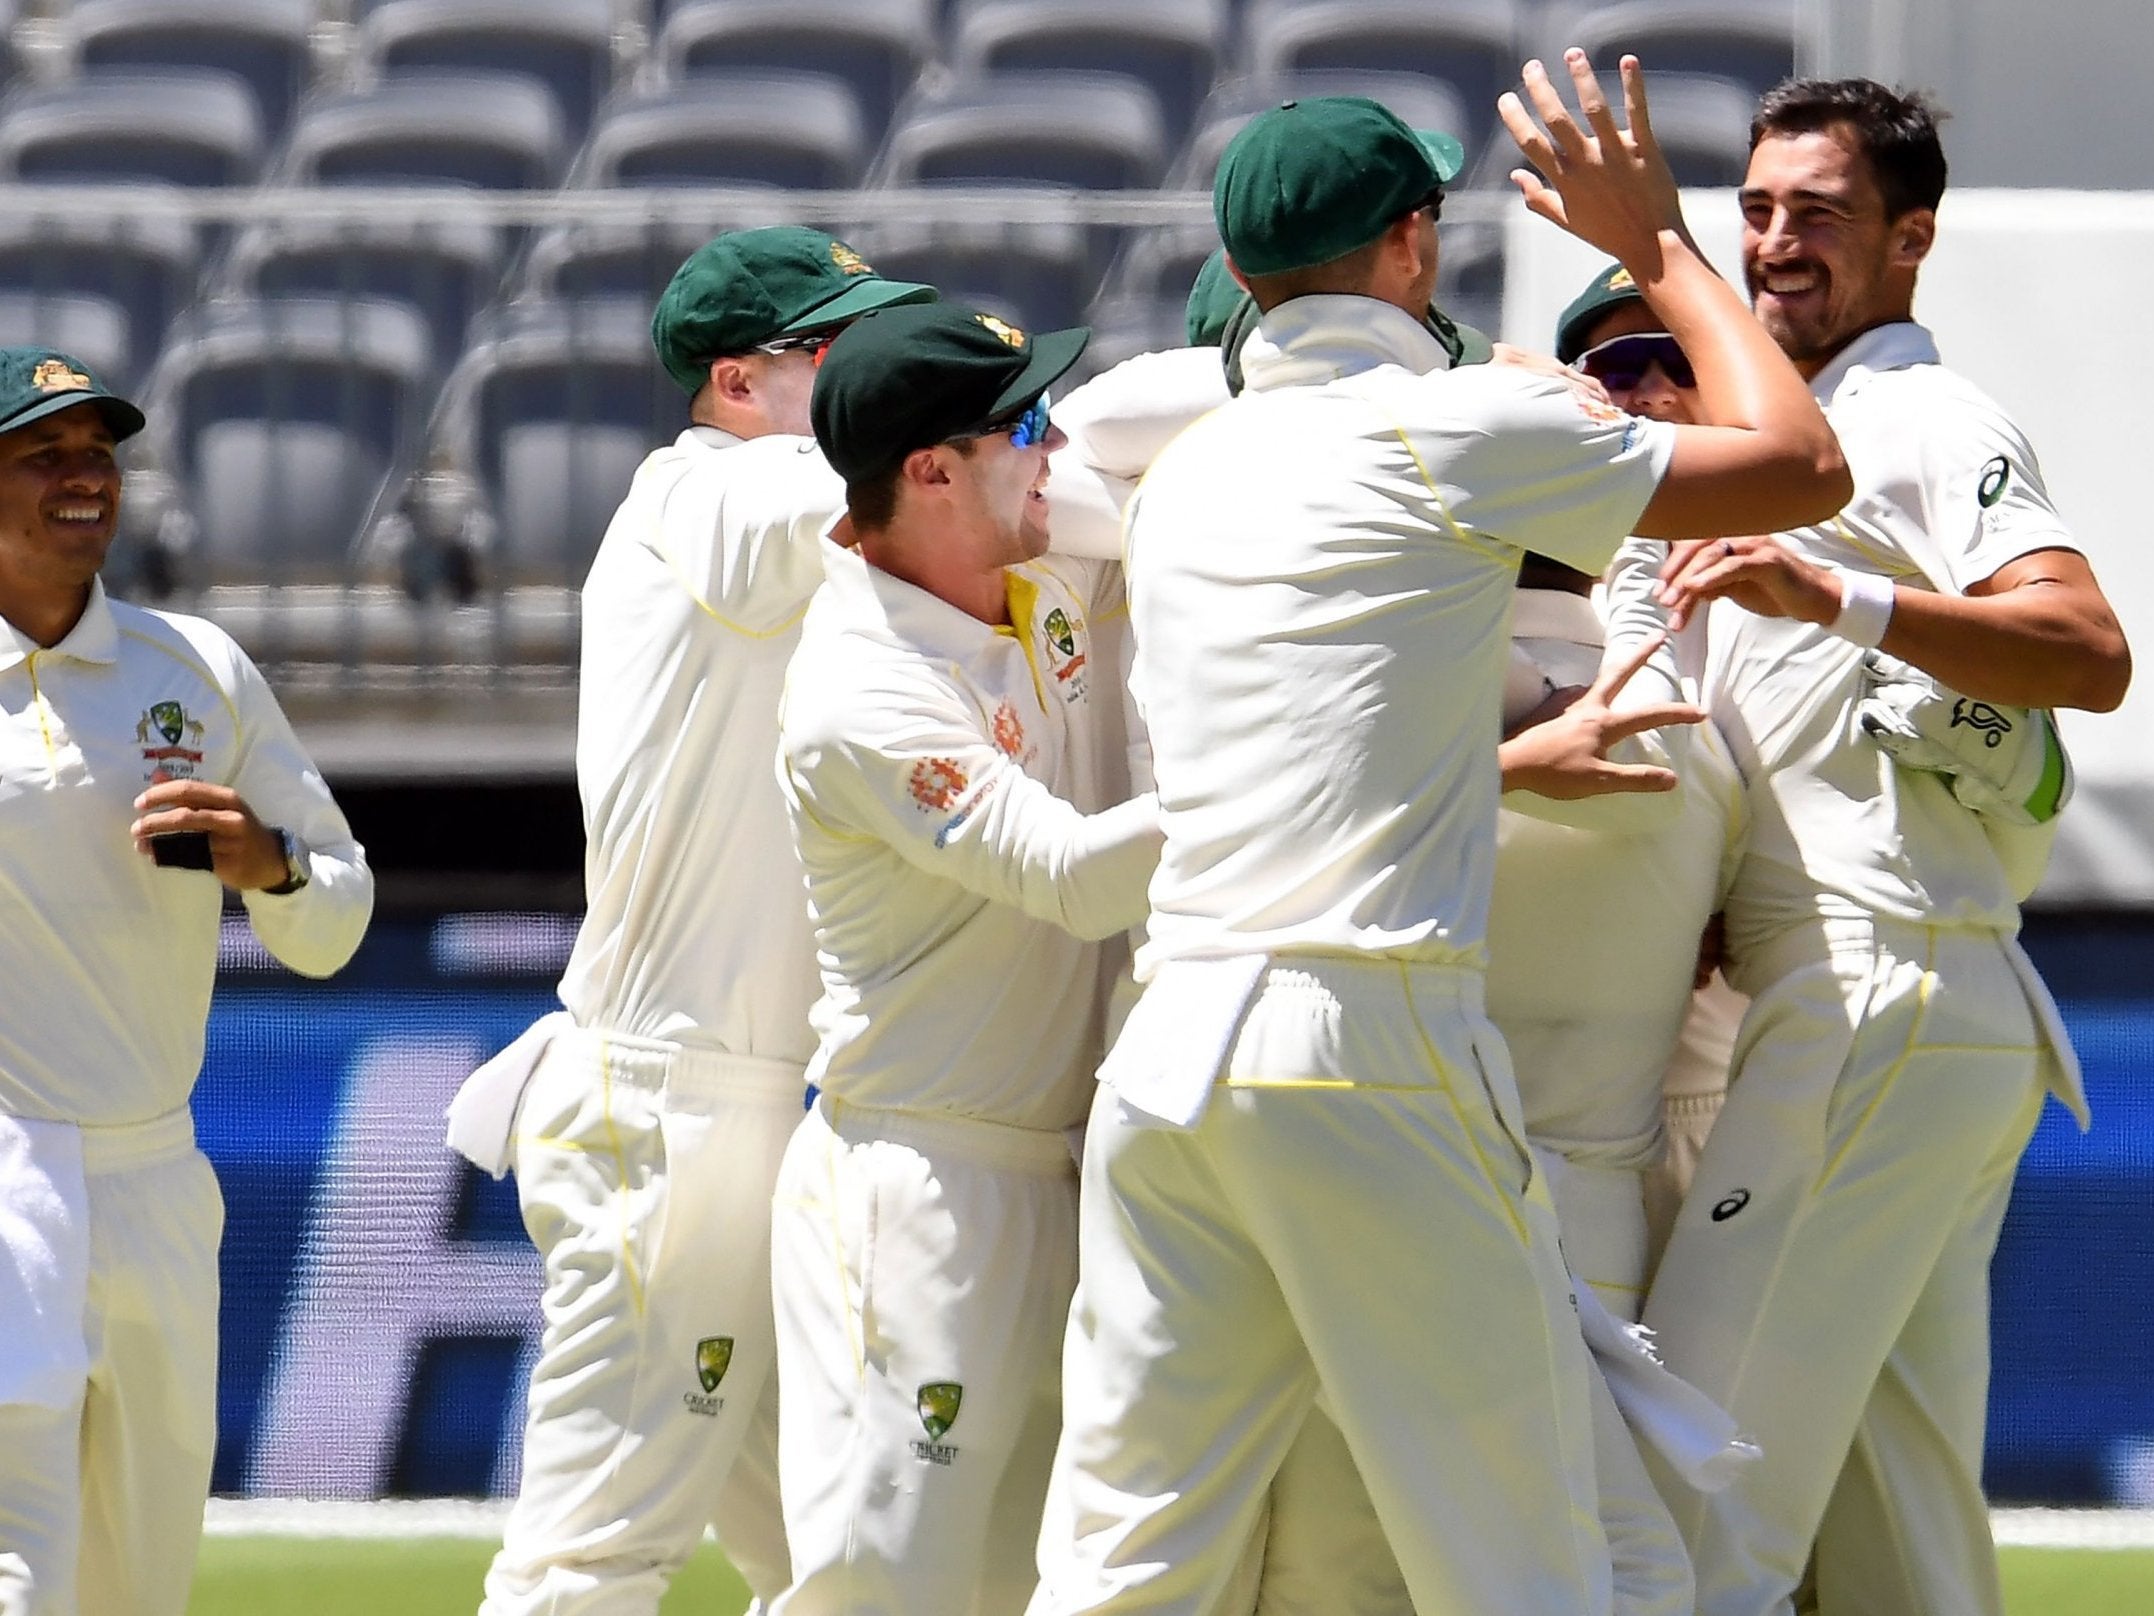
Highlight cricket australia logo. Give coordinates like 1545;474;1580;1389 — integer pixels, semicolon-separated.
1038;605;1088;703
911;1381;963;1465
1949;698;2013;749
136;700;207;780
683;1336;733;1416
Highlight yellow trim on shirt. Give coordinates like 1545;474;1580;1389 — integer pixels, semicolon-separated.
22;651;57;772
1375;408;1510;564
654;542;813;640
1002;572;1049;710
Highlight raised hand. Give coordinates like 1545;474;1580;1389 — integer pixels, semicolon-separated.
1498;51;1687;267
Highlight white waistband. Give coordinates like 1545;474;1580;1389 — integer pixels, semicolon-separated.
558;1025;807;1101
815;1091;1076;1174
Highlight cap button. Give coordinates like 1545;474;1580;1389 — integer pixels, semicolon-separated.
1279;100;1298;110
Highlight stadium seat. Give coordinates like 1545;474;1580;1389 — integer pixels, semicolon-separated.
0;204;198;385
1547;0;1803;103
0;291;133;391
0;69;264;187
1241;0;1523;158
354;0;619;146
277;72;567;189
1092;219;1221;310
1175;71;1472;191
65;0;316;142
651;0;934;145
950;0;1225;146
575;75;868;189
1590;70;1759;186
847;215;1096;333
138;296;436;583
216;209;505;369
515;212;792;304
877;71;1169;191
1078;292;1198;382
427;298;679;588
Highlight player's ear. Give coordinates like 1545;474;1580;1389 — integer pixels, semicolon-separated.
706;356;756;405
901;445;953;490
1890;207;1936;269
1224;254;1249;292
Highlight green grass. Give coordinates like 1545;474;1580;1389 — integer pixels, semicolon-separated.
184;1539;2154;1615
186;1537;748;1616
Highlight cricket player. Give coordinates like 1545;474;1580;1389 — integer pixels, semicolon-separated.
1637;80;2132;1616
1030;57;1853;1616
0;348;372;1616
458;228;933;1616
768;303;1160;1616
1051;248;1718;1616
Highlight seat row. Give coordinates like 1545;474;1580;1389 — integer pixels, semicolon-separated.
3;0;1805;170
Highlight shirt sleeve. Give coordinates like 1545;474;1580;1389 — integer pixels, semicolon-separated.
650;436;846;632
1911;393;2078;592
223;647;374;978
1432;369;1676;576
784;666;1161;943
1055;349;1231;482
1043;453;1137;561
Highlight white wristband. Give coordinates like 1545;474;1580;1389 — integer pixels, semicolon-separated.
1831;570;1895;648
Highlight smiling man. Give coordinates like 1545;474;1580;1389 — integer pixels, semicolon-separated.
767;304;1161;1616
1637;81;2132;1616
0;349;371;1616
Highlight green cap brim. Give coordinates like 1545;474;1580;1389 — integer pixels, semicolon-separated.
5;390;145;443
984;326;1090;420
779;274;938;336
1414;129;1465;185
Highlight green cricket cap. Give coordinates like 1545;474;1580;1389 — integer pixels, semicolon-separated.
1554;262;1648;364
1184;247;1243;347
650;225;936;394
811;304;1088;485
1214;97;1464;277
0;348;144;442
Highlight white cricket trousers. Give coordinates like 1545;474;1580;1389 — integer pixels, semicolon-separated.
1032;958;1611;1616
481;1030;803;1616
0;1106;220;1616
769;1092;1077;1616
1642;917;2050;1616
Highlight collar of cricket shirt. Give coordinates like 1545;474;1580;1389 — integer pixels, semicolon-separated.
1509;586;1604;648
1807;320;1940;409
0;577;119;673
683;424;746;453
816;515;1007;665
1237;294;1451;394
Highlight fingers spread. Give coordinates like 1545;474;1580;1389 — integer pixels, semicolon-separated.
1601;703;1707;743
1619;55;1658;149
1589;630;1667;700
1563;47;1624;150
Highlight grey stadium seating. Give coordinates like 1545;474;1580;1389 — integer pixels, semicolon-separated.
652;0;935;148
215;208;505;368
354;0;620;146
876;71;1169;190
1588;69;1760;186
575;74;869;190
65;0;316;142
848;214;1096;333
0;291;133;392
0;205;198;388
276;71;567;189
0;68;264;186
1241;0;1522;158
138;296;436;583
426;298;680;588
950;0;1225;146
1175;71;1472;191
1547;0;1801;102
514;212;794;305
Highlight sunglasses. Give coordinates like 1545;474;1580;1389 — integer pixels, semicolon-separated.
1576;332;1695;391
752;328;840;365
960;392;1052;449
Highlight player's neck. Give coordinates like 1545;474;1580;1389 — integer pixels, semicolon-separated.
0;569;92;648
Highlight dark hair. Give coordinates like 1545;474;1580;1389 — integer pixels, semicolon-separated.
1750;79;1948;219
843;437;975;533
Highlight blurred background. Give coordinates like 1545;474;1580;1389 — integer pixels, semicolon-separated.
9;0;2141;1515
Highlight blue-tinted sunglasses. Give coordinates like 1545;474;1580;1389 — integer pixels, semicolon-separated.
962;392;1051;449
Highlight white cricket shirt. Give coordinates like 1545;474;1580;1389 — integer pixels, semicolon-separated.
1126;295;1675;975
0;583;371;1126
558;426;843;1060
1486;589;1744;1165
1704;323;2079;953
778;539;1159;1131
